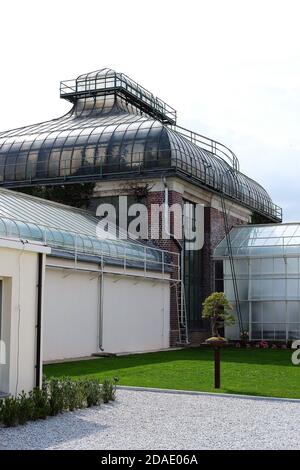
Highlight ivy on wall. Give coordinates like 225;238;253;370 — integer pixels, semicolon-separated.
15;183;95;209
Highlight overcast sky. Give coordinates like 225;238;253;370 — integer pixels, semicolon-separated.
0;0;299;221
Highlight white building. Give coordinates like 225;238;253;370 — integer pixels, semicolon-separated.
0;189;173;395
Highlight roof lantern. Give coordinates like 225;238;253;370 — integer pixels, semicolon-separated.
60;68;177;125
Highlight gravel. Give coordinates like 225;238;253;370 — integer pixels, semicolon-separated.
0;389;299;450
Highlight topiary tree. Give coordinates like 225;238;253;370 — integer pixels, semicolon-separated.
202;292;235;339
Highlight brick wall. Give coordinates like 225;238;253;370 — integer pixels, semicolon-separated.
201;206;246;304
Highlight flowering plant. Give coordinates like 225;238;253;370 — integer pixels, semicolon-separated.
240;330;249;341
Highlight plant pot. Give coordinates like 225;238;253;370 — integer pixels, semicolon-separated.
204;337;228;348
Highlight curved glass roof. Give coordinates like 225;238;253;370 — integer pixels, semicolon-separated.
0;188;165;270
0;68;282;221
214;223;300;258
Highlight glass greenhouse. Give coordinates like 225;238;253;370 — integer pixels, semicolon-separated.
0;188;172;273
0;68;281;221
214;224;300;341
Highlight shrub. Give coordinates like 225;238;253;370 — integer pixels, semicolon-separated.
0;376;117;427
29;384;50;420
101;377;118;403
83;379;102;407
48;378;65;416
0;396;20;427
63;379;86;411
75;382;87;409
18;391;34;425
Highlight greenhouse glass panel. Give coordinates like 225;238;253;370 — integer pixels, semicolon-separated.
0;188;168;273
214;223;300;341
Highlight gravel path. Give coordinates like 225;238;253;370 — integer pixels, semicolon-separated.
0;389;299;450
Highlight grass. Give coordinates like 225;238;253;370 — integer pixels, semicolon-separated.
44;347;300;399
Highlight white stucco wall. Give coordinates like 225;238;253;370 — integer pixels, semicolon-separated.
43;259;170;360
43;264;100;361
102;274;170;354
0;240;48;395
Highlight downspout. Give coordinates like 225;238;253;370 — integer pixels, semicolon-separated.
99;271;104;351
35;253;43;389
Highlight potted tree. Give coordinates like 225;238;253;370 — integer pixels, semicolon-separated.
202;292;235;346
202;292;235;388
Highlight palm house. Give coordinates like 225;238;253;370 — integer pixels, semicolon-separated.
0;68;281;222
0;67;282;366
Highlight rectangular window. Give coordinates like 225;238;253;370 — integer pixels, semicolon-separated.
183;200;202;328
214;260;224;292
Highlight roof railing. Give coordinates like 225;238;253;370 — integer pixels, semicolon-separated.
60;72;177;125
170;124;240;171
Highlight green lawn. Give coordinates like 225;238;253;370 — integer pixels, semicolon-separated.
44;348;300;399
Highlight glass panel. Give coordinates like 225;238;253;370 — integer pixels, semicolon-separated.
251;323;262;340
250;280;261;299
237;280;248;301
251;259;261;275
214;225;300;258
288;324;300;340
274;258;285;273
287;258;298;273
287;279;299;299
287;302;300;322
272;279;285;299
260;258;273;274
252;302;262;322
0;190;165;270
263;301;285;323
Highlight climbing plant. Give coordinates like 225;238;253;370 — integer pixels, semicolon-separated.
15;183;95;209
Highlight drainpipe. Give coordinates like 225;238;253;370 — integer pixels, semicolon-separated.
35;253;43;389
99;271;104;352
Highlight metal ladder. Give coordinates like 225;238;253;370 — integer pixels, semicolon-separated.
173;281;189;345
220;194;244;334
